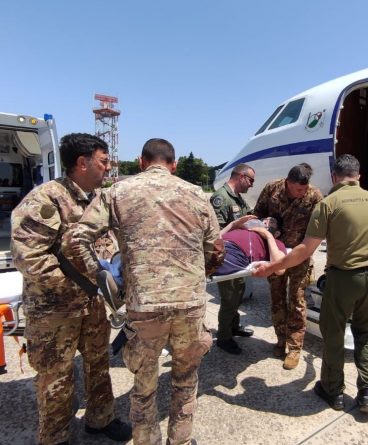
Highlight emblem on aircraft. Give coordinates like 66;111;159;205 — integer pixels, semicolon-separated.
305;110;326;132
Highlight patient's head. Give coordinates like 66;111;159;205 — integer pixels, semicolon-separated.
261;217;280;238
242;216;280;238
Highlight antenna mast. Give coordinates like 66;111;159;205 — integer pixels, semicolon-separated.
93;94;120;179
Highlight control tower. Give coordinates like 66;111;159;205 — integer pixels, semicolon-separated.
93;94;120;179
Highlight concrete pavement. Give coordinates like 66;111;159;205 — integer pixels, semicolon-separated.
1;247;367;444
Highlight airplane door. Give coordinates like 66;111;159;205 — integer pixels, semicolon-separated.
335;87;368;190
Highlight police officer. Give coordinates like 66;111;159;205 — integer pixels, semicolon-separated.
11;133;132;445
210;163;255;354
253;154;368;412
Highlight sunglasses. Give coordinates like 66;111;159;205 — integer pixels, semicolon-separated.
240;173;255;184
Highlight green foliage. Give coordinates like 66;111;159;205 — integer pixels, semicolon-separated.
118;153;220;191
176;152;212;189
118;160;139;175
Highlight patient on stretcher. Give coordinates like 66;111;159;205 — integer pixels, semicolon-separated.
213;216;287;276
99;216;286;290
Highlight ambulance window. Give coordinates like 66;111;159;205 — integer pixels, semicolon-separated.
48;151;55;165
48;151;55;180
269;98;305;129
255;105;284;135
0;163;23;187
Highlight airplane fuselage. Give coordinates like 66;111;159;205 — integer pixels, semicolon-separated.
214;68;368;206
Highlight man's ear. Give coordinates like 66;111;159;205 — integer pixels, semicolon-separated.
274;230;281;239
138;156;145;171
170;161;177;174
76;155;88;171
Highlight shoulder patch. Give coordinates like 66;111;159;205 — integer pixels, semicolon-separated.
40;204;56;219
212;196;224;208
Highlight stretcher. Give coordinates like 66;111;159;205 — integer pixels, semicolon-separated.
0;262;354;352
207;262;354;351
206;261;266;283
96;269;125;330
98;259;267;328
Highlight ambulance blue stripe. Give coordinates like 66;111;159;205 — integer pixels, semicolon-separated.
221;138;333;173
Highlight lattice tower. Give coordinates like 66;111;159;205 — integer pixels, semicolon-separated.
93;94;120;179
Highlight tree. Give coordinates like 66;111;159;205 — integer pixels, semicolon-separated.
176;152;210;189
118;153;218;191
118;160;139;175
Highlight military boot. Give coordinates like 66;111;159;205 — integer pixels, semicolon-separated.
356;389;368;413
283;350;300;370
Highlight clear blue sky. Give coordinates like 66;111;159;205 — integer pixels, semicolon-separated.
1;1;368;165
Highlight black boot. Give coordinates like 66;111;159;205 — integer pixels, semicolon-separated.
85;418;132;442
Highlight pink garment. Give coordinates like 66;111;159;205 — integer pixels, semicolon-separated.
222;229;286;262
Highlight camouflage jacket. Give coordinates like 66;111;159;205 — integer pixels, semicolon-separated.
11;177;102;319
253;178;323;247
210;183;251;228
62;165;225;312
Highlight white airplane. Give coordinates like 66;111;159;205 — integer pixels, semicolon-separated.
214;67;368;206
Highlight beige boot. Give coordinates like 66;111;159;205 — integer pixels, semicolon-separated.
283;350;300;370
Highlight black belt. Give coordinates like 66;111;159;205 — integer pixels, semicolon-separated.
329;265;368;273
352;266;368;273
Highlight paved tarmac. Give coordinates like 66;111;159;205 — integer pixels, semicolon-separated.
1;247;367;444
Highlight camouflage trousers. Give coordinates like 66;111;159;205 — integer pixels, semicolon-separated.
123;305;212;445
268;260;311;351
25;296;115;445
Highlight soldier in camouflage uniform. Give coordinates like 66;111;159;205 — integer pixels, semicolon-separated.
253;155;368;412
11;133;132;445
61;138;225;445
210;164;255;355
254;163;323;369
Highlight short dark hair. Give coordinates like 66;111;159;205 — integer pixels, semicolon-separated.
287;163;313;185
230;163;254;178
332;154;360;177
141;138;175;163
59;133;108;174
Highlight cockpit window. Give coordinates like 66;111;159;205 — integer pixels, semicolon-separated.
269;98;305;129
255;105;284;135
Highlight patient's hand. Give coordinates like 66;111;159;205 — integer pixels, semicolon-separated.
252;262;275;277
248;226;271;239
232;215;257;229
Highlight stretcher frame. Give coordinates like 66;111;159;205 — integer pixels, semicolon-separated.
207;266;257;283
